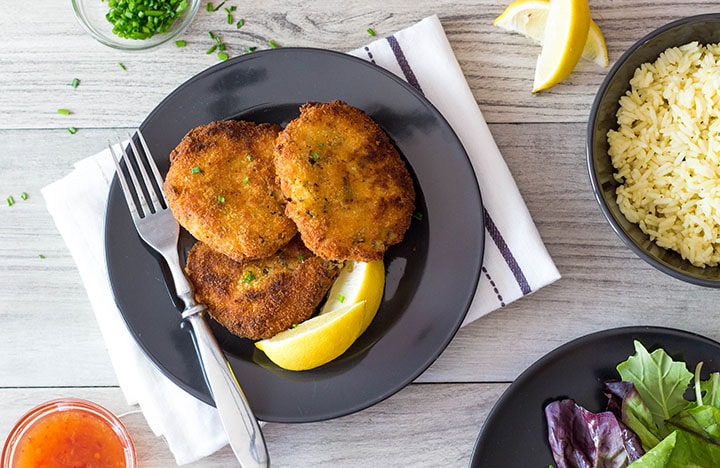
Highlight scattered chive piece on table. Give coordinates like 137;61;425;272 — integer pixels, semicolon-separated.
245;46;257;54
191;166;201;174
217;51;229;61
20;192;28;200
268;40;279;48
105;0;189;39
218;43;226;51
68;127;77;134
70;78;80;88
38;254;46;259
208;31;216;39
236;18;244;28
6;196;14;207
224;8;233;24
175;39;187;47
367;27;376;36
206;2;213;11
118;62;126;71
57;108;71;115
206;44;218;54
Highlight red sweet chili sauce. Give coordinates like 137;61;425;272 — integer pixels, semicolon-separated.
2;398;136;468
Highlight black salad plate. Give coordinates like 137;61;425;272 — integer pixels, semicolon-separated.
104;48;484;423
470;326;720;466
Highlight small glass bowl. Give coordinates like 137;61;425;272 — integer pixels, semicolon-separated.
2;398;137;467
71;0;200;51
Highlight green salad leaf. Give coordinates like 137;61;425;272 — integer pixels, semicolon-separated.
630;429;720;467
617;341;694;433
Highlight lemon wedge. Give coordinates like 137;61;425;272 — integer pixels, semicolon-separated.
255;301;369;371
531;0;590;92
493;0;608;67
319;260;385;332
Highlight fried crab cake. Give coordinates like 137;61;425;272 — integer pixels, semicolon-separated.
185;236;342;340
274;100;415;262
164;120;296;261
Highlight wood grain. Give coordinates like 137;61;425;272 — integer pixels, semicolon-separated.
3;0;720;465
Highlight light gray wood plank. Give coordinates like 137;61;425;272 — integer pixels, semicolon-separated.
1;1;717;130
0;383;506;467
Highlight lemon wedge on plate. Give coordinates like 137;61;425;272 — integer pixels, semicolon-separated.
319;260;385;331
256;260;385;371
493;0;608;67
255;301;369;371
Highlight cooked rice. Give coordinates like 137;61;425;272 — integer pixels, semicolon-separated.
608;41;720;267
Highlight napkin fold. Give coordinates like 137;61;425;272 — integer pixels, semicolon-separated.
42;14;559;465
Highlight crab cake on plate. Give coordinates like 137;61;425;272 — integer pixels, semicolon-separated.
164;120;296;261
185;236;342;340
274;100;415;262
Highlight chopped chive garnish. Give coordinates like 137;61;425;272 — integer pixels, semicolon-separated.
312;152;320;161
268;40;279;48
218;195;225;203
337;293;345;303
217;52;229;61
243;270;255;283
215;35;222;44
318;142;324;147
246;154;253;161
57;108;71;115
291;323;298;328
236;18;244;28
307;210;315;217
6;196;14;207
68;127;77;134
208;31;216;39
206;44;218;54
175;39;187;47
206;2;213;11
118;62;126;71
243;176;249;185
297;255;305;261
105;0;188;40
224;8;233;24
244;46;257;54
71;78;80;88
191;166;201;174
412;211;424;221
367;27;376;36
20;192;28;200
38;254;46;259
206;1;225;12
218;43;226;51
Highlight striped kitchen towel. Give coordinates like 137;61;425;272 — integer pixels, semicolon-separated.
351;15;560;325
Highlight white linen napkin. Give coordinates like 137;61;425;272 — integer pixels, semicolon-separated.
42;14;560;465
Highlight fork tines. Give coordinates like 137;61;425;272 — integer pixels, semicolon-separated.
109;130;168;220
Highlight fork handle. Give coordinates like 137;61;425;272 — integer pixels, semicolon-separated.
183;309;270;468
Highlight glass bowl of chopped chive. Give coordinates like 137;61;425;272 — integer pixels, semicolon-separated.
71;0;199;50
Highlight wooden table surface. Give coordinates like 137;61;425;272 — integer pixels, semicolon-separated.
3;0;720;466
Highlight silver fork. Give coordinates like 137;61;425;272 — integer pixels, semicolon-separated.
109;131;269;468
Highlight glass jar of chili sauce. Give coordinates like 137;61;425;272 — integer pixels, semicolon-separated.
2;398;136;468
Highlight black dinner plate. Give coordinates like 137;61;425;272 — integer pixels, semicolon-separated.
470;326;720;466
104;48;484;423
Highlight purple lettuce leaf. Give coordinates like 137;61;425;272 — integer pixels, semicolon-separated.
545;399;644;468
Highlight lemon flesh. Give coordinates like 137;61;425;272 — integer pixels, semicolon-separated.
319;260;385;332
255;301;369;371
493;0;608;67
528;0;590;92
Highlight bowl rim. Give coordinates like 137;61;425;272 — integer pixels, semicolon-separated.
70;0;200;51
586;13;720;287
